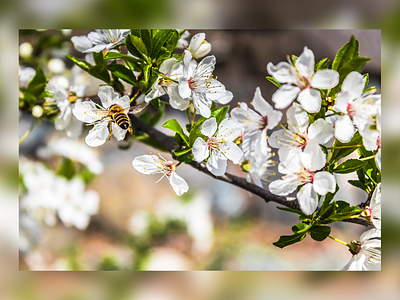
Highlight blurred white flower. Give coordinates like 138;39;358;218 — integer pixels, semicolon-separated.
19;66;36;87
361;183;381;230
37;137;103;174
47;58;66;74
177;30;190;49
19;42;33;57
73;29;130;53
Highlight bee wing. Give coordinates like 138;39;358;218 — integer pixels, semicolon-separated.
127;102;150;114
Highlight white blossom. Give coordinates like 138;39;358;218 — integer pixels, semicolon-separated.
243;149;277;188
72;85;131;147
362;183;381;230
231;87;282;156
268;103;333;171
132;154;189;196
334;71;380;143
192;117;244;176
343;228;381;271
269;152;336;215
267;46;339;112
72;29;130;53
178;50;233;118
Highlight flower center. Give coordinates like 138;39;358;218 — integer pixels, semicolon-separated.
299;76;311;90
299;168;314;183
347;103;356;118
207;137;220;150
376;136;381;149
162;161;176;175
188;77;196;90
258;115;269;130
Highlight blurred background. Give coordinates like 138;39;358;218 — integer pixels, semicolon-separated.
1;0;400;298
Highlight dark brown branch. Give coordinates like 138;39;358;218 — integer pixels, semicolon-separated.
129;114;370;227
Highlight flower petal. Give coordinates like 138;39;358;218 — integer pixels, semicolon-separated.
302;141;326;171
65;115;83;139
201;117;218;137
72;99;101;123
206;150;227;176
296;46;315;79
215;90;233;105
112;122;128;141
252;87;282;128
286;102;309;133
335;115;355;143
311;69;339;89
269;174;300;196
267;61;297;84
221;141;244;164
308;118;334;144
297;182;318;215
169;172;189;196
192;137;209;162
313;171;336;195
217;118;242;142
272;84;300;109
132;154;162;174
341;71;365;100
159;57;178;74
298;88;321;113
192;91;211;118
360;228;381;242
71;35;93;52
85;122;109;147
98;85;119;108
169;86;190;111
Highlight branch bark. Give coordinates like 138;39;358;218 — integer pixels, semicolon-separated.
129;114;370;227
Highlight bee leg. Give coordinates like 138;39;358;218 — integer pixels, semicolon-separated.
108;123;113;141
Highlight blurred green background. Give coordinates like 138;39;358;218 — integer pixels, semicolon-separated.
2;0;400;298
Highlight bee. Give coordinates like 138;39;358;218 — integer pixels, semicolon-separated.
106;101;148;139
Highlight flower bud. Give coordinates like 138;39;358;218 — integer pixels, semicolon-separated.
187;33;212;59
32;105;43;118
47;58;65;74
240;160;251;173
348;240;361;255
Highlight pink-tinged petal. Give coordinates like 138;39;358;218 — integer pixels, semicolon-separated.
298;88;321;113
342;71;365;100
335;91;352;112
286;102;309;133
335;115;355;143
296;47;315;78
311;69;339;89
207;150;227;176
192;137;209;162
220;141;244;164
375;149;381;171
313;171;336;195
98;86;119;108
360;126;379;151
269;174;300;196
267;61;297;84
132;155;162;174
308;118;334;144
302;141;326;171
297;182;318;215
112;123;128;141
159;57;178;74
201;117;218;137
272;84;300;109
169;86;190;111
217;118;242;141
85;122;109;147
169;172;189;196
73;100;102;123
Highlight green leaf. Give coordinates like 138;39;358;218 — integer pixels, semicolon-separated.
276;206;308;219
130;35;148;58
107;63;138;86
150;98;162;110
149;106;165;126
273;232;307;249
266;76;282;88
348;179;367;191
175;151;194;164
164;30;180;53
92;51;105;66
155;47;171;65
330;35;371;96
66;55;92;72
310;226;331;242
104;52;142;63
88;65;111;84
189;120;205;147
332;159;367;174
118;140;132;150
314;58;330;71
323;206;362;224
291;222;309;234
162;119;189;147
126;34;147;61
25;66;47;99
174;148;192;157
140;29;152;55
328;131;363;163
57;157;76;180
152;30;172;59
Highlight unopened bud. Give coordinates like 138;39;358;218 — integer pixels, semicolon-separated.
188;33;212;59
47;58;65;74
348;240;361;255
240;160;251;172
32;105;43;118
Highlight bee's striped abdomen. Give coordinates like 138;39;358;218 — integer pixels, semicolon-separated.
109;104;131;130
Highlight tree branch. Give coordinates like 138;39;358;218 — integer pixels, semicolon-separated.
129;114;370;227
